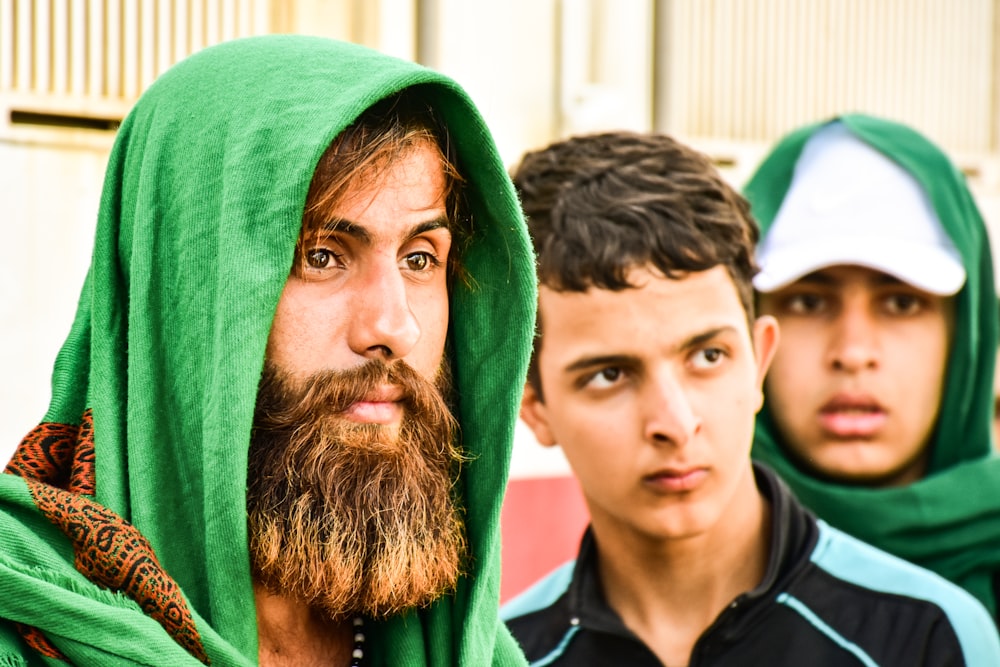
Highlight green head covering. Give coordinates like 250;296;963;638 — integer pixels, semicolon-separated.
747;113;1000;619
0;35;535;665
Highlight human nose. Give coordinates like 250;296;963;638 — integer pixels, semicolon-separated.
349;261;421;361
643;370;701;447
827;301;879;372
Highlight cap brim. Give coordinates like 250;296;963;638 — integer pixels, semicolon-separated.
753;238;966;296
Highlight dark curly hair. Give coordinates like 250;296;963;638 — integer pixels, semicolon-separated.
512;131;760;398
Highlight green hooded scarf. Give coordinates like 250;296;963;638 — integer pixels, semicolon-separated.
747;113;1000;620
0;36;535;665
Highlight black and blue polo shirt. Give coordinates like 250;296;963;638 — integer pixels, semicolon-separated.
501;465;999;666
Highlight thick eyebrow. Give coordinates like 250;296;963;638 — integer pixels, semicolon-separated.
681;326;737;351
870;273;909;288
319;217;451;245
565;354;636;375
795;271;837;286
563;325;738;374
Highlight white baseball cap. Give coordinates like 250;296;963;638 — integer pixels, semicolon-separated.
753;122;966;295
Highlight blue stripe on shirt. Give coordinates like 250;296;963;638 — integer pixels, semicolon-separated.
811;520;1000;665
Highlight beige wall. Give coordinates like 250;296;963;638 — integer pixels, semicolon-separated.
1;139;107;451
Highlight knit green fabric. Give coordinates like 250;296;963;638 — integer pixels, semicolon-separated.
746;113;1000;619
0;36;535;666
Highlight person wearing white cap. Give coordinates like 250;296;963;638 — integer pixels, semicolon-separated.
499;129;1000;666
746;114;1000;625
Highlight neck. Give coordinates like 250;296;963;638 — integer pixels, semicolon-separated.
254;584;354;667
593;467;771;666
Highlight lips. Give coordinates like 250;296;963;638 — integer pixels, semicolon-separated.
818;393;887;438
642;467;708;493
342;385;404;424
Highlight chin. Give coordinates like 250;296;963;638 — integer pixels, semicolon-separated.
645;506;716;542
809;453;899;487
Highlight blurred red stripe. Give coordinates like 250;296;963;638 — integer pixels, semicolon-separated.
500;475;590;603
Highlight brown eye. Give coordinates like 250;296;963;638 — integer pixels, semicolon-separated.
884;294;923;316
404;252;437;271
786;293;825;315
599;368;622;383
306;249;332;269
691;347;726;370
585;367;623;389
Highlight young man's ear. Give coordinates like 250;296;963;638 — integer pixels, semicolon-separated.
751;315;780;412
519;382;558;447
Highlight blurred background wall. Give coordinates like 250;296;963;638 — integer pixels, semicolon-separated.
3;0;1000;597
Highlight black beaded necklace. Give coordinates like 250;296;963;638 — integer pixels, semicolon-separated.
349;616;366;666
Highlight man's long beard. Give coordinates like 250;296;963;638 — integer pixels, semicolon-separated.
246;359;466;619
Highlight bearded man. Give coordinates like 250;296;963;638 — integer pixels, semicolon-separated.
0;36;535;667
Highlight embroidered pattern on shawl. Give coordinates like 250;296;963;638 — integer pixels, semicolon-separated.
12;623;66;660
5;411;209;664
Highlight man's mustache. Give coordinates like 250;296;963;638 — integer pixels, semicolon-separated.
253;359;433;429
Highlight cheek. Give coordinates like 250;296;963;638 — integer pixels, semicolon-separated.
265;283;348;373
892;335;949;464
764;326;820;394
433;287;451;345
265;287;300;366
762;361;813;447
560;423;623;483
411;286;451;372
901;327;950;407
545;391;630;457
762;354;798;410
706;376;759;441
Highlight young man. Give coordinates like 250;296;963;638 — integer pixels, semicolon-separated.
0;36;536;665
501;131;999;665
746;116;1000;621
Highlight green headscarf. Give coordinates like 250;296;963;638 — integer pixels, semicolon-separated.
0;36;535;665
747;113;1000;619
